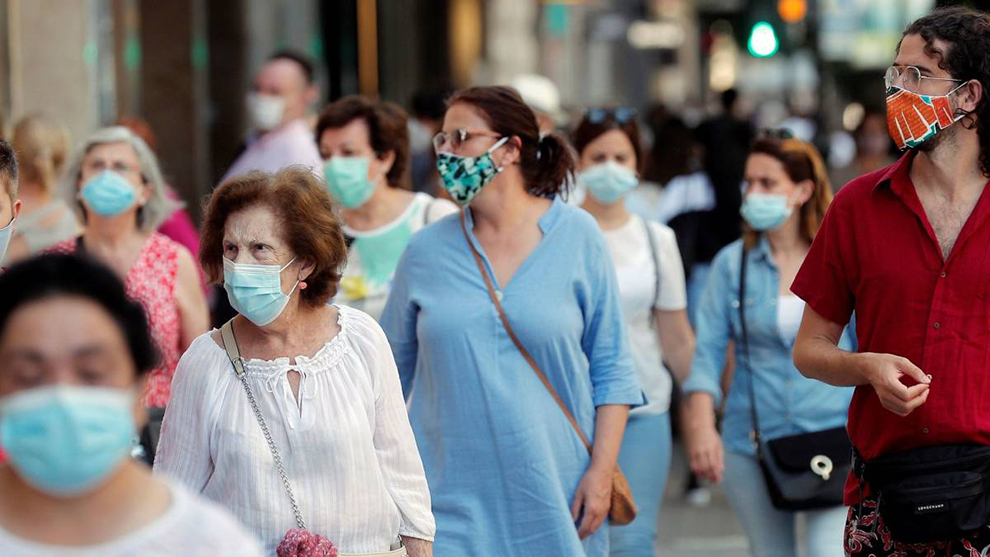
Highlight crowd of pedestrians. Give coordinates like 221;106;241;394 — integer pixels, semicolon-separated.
2;6;990;557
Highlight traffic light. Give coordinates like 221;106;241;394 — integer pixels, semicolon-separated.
747;21;779;58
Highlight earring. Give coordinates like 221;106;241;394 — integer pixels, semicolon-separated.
299;281;307;290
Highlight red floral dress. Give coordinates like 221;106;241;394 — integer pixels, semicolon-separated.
48;233;182;407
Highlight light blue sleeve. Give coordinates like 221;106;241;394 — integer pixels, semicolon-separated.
380;248;419;399
682;246;735;406
581;237;646;408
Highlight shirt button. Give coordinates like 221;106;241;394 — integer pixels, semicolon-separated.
933;322;941;330
495;290;504;302
923;428;930;434
940;271;947;278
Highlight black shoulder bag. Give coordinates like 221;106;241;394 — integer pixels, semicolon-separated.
738;244;852;511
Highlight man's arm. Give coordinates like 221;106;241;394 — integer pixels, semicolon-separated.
793;304;931;416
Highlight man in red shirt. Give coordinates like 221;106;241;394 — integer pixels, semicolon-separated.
792;7;990;555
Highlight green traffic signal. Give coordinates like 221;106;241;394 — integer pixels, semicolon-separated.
748;21;778;58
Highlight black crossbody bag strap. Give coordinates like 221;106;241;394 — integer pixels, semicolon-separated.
738;244;764;446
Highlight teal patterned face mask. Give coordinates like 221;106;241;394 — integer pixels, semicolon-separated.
435;137;509;206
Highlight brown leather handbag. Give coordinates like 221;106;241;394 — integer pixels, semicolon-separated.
459;213;637;526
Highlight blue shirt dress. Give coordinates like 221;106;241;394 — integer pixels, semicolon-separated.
381;197;644;556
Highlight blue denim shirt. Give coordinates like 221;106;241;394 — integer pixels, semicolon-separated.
683;237;855;456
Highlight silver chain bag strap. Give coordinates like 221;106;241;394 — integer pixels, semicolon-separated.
220;320;307;530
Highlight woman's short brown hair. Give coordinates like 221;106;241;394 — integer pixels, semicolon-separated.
200;167;347;306
315;95;410;188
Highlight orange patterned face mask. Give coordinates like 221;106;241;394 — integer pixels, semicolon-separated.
886;85;965;150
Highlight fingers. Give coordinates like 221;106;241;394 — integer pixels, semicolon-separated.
882;384;930;416
570;490;583;523
577;503;607;539
896;357;930;386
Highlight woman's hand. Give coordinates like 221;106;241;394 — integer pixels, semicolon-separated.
682;392;724;484
686;422;724;484
401;536;432;557
571;466;613;539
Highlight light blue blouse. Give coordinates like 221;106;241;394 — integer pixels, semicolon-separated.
682;237;855;456
381;197;643;556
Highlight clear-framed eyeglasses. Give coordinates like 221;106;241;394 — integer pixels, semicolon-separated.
884;65;964;93
432;129;502;153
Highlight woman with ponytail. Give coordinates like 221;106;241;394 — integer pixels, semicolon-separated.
681;133;854;557
381;86;643;556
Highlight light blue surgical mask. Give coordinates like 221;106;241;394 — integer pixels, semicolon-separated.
0;217;15;264
223;256;299;327
0;385;137;497
740;192;794;231
80;171;137;217
324;157;378;209
578;161;639;204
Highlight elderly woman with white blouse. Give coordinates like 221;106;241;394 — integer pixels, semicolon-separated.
154;168;435;557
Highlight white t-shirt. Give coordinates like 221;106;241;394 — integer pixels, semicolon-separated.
0;481;263;557
339;192;459;321
776;294;805;346
601;216;688;415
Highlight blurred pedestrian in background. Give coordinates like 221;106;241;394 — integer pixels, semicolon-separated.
47;126;209;409
409;86;455;196
572;108;695;555
682;134;853;557
5;114;78;265
829;109;895;190
221;51;323;181
156;168;435;556
0;139;21;271
382;86;642;556
316;95;457;321
0;254;263;557
117;116;203;276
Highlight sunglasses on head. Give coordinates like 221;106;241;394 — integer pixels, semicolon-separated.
585;107;637;125
758;128;794;140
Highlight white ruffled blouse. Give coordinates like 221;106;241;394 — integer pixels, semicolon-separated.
154;305;435;555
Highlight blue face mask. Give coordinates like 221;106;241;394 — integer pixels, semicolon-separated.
0;385;137;497
579;161;639;204
324;157;379;209
740;192;794;231
0;217;15;264
80;171;138;217
223;257;299;327
436;137;508;206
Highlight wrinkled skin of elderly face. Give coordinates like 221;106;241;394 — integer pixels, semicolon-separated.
221;203;311;295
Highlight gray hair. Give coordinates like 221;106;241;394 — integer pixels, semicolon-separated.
59;126;181;232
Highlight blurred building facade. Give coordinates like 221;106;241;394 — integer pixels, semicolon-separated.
0;0;948;216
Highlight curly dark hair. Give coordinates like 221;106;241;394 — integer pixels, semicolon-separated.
902;7;990;176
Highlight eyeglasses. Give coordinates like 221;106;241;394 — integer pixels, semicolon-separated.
432;129;502;152
884;65;963;93
83;160;141;176
585;107;637;125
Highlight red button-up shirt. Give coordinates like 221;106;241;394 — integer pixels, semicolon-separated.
792;152;990;504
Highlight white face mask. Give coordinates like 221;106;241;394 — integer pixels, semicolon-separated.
0;217;15;265
246;93;286;131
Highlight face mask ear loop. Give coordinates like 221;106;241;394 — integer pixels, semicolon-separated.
488;137;511;172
